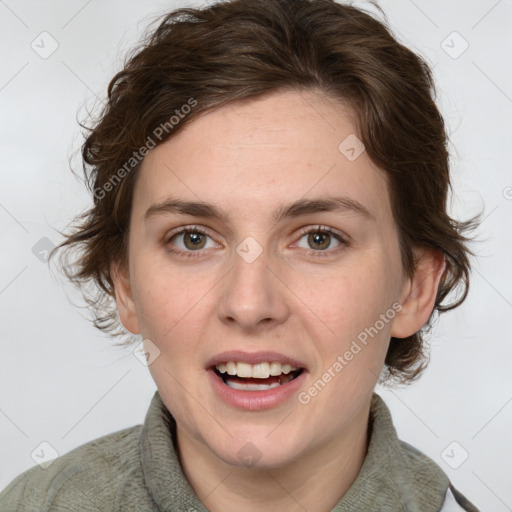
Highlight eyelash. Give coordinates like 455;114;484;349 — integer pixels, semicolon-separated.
164;224;349;259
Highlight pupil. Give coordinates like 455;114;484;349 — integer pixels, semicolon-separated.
309;232;329;250
185;232;206;249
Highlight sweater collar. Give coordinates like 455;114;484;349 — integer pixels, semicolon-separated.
139;390;449;511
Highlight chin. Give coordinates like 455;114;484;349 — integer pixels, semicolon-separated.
205;428;305;470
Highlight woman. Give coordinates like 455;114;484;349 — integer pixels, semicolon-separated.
0;0;481;510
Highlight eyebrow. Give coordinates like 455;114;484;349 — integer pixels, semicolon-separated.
144;195;375;224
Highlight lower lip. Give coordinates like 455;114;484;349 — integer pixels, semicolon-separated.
207;369;307;411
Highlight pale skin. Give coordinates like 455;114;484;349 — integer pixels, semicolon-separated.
112;88;445;511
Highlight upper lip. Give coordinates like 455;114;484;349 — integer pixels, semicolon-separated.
206;350;308;370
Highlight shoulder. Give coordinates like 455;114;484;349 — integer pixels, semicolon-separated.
398;440;480;512
397;438;445;473
0;424;144;512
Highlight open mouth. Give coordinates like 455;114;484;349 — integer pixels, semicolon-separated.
213;361;304;391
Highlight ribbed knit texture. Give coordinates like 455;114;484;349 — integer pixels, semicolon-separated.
0;391;479;511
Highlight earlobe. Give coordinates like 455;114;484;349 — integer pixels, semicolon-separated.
391;247;446;339
111;262;141;335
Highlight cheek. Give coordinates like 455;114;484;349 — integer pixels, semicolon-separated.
131;252;213;344
298;261;392;328
294;259;396;370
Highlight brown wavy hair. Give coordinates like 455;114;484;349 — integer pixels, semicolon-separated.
52;0;482;384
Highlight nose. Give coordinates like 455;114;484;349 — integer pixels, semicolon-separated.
217;246;290;332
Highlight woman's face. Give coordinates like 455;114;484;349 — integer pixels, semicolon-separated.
115;89;421;468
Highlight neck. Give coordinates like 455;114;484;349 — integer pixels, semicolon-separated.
176;404;371;512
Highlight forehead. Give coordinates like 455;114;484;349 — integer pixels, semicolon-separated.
134;89;391;224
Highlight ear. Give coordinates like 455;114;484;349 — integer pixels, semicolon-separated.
111;261;141;335
391;247;446;339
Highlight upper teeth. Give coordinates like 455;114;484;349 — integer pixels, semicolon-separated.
215;361;299;379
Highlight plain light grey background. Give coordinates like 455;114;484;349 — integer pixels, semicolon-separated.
1;0;511;510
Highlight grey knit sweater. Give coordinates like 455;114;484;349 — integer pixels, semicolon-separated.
0;391;480;511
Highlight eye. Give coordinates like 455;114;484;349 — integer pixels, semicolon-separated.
164;224;348;259
294;225;347;254
165;226;218;255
